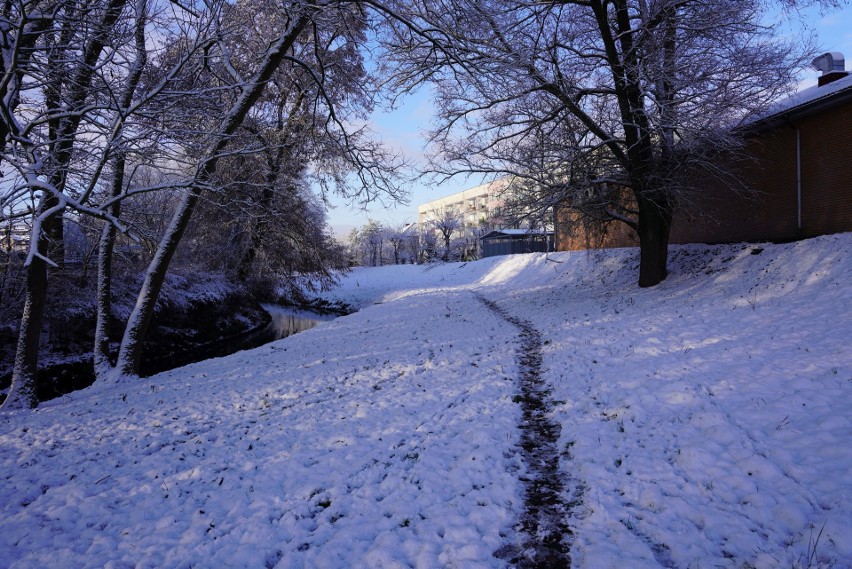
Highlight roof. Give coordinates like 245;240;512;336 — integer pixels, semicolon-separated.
480;229;553;240
747;72;852;131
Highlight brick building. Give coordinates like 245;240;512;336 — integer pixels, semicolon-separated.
556;54;852;251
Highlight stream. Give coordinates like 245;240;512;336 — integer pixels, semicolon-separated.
259;304;338;341
1;305;337;404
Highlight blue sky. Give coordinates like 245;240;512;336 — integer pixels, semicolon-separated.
325;3;852;236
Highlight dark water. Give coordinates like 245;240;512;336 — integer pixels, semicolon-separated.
1;305;336;404
141;305;335;376
260;304;337;341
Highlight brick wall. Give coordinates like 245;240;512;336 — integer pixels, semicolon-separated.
799;100;852;237
556;96;852;250
555;207;638;251
668;129;799;244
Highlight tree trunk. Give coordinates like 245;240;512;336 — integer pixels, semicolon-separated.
114;188;202;376
94;219;117;374
1;203;61;409
94;154;126;375
0;225;13;309
237;94;305;282
236;185;275;282
636;193;672;288
94;3;147;376
4;279;44;409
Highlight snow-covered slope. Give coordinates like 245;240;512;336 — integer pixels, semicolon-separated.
1;235;849;568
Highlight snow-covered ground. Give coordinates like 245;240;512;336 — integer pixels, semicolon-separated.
1;235;850;568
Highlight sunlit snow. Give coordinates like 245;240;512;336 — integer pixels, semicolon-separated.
1;234;850;568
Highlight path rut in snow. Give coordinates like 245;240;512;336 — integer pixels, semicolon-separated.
477;294;573;568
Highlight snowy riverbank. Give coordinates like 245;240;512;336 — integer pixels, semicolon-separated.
1;234;850;568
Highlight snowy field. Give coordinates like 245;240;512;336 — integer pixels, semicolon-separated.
1;234;850;568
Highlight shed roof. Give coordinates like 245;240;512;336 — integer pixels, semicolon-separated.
480;229;553;240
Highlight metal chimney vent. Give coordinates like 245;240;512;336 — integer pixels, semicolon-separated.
811;52;845;74
811;52;848;87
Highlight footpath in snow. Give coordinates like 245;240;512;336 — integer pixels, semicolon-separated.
478;293;573;567
1;234;850;568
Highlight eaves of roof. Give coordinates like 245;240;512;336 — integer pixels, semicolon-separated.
745;74;852;133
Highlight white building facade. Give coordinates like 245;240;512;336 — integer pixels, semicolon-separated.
416;178;513;240
416;178;555;260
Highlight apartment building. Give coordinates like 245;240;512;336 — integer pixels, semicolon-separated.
416;178;560;260
417;178;511;240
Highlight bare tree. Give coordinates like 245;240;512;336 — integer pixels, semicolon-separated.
417;225;438;263
350;219;386;267
381;0;838;286
349;221;419;266
385;223;416;264
426;206;463;262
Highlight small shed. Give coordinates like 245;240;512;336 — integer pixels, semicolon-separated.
480;229;555;258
